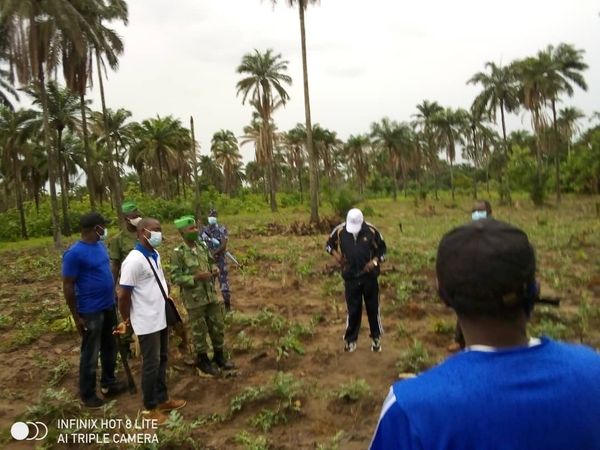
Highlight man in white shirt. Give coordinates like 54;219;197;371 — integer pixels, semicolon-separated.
115;217;186;424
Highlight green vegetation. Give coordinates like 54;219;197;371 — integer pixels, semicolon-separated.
397;340;432;374
334;378;372;403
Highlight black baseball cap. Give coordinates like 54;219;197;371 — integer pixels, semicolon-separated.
79;212;109;229
436;219;536;317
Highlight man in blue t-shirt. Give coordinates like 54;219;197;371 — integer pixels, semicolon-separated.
62;212;125;408
371;219;600;450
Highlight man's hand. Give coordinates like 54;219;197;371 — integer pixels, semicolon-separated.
363;259;378;273
333;251;345;268
113;321;129;335
194;271;213;281
75;316;87;337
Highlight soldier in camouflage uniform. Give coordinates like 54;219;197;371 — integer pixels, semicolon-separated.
170;215;234;376
200;208;232;311
109;201;141;357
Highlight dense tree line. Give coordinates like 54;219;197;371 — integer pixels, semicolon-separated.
1;1;599;244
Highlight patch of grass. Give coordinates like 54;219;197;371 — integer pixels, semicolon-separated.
432;319;455;336
48;360;71;387
395;322;409;338
529;318;569;340
316;431;345;450
228;385;270;417
397;339;432;373
232;330;254;352
235;431;270;450
333;378;371;402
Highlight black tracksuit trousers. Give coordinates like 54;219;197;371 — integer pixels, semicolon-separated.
344;275;382;343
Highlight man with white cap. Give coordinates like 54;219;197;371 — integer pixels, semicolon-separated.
326;208;387;352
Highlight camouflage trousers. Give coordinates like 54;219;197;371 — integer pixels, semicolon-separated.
186;302;225;354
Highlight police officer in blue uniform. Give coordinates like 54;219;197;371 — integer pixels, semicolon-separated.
200;209;232;311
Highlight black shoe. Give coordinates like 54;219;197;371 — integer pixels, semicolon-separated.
197;353;219;377
213;349;235;370
101;381;128;397
82;395;105;409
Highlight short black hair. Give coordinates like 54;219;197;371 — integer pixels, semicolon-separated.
79;212;107;230
436;219;536;318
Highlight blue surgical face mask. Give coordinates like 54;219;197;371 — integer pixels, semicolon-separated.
472;210;487;221
208;217;217;225
144;229;162;248
96;226;108;241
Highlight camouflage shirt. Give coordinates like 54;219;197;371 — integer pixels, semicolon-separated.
170;240;218;308
108;230;138;265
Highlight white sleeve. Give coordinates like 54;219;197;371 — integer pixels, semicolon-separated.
119;252;140;287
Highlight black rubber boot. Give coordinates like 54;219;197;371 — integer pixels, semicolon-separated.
197;353;219;376
213;349;235;370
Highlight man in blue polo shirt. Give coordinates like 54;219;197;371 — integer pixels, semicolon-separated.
62;212;125;408
370;219;600;450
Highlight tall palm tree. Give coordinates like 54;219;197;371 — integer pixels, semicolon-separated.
539;43;588;202
2;0;93;247
211;129;243;196
463;104;497;199
0;107;38;238
345;134;370;195
513;56;550;195
130;115;189;198
270;0;320;222
0;21;19;110
236;48;291;212
433;108;467;201
413;100;444;199
468;62;520;204
29;81;83;235
370;118;402;200
282;124;306;201
558;107;585;158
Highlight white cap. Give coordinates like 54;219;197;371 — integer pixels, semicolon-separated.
345;208;364;234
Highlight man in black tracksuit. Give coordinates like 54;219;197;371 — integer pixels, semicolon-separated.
326;208;387;353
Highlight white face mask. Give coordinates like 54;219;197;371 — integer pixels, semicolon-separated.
208;217;217;225
128;217;142;227
472;210;487;221
144;229;162;248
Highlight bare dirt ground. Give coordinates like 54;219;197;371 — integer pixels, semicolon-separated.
1;197;599;449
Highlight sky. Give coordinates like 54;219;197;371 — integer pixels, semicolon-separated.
83;0;600;162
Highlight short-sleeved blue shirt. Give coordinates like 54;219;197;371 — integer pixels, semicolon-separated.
62;240;115;314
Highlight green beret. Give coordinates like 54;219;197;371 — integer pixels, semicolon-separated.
122;201;138;213
174;215;196;230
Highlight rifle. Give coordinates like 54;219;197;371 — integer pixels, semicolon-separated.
113;306;137;394
114;330;137;394
200;232;242;268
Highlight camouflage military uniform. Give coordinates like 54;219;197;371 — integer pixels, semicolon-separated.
200;223;230;305
108;230;138;349
170;240;225;354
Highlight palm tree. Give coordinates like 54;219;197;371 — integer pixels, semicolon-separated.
211;129;243;196
558;107;585;158
2;0;94;247
433;108;467;201
370;118;402;200
463;105;497;199
345;134;370;195
513;56;550;196
244;160;264;193
270;0;320;222
0;107;38;238
29;81;83;235
468;62;520;203
538;43;588;202
198;155;224;191
413;100;444;199
236;48;292;212
130;115;190;198
282;124;306;201
0;21;19;110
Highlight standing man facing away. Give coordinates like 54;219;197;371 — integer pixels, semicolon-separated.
326;208;387;353
109;200;141;356
370;219;600;450
171;215;234;376
115;217;186;424
448;199;493;352
200;208;232;311
62;212;126;408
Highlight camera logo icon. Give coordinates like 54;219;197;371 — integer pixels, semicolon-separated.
11;421;48;441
